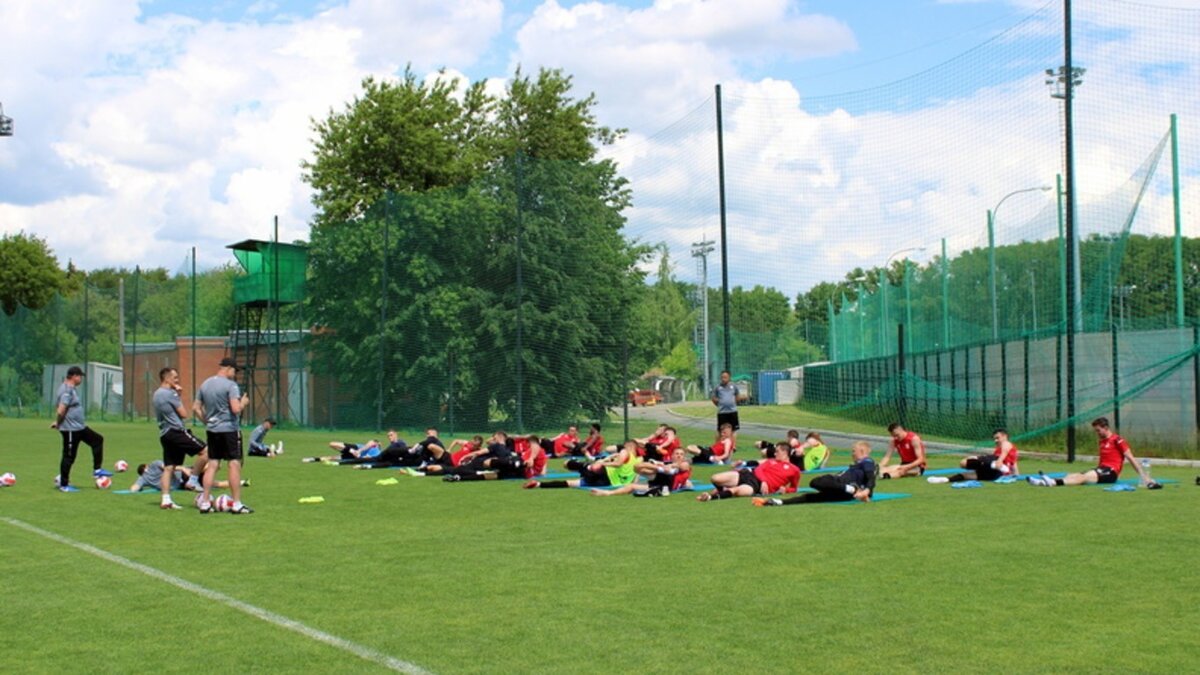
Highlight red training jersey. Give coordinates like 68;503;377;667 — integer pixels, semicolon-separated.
712;437;734;460
754;459;801;494
450;442;476;467
669;466;692;492
993;441;1019;469
892;431;926;467
1097;433;1130;474
518;439;547;479
582;434;604;455
552;432;579;457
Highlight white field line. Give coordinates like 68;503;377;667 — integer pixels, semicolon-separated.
1;517;431;675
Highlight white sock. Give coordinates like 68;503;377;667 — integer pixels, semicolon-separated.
233;500;243;510
161;495;173;505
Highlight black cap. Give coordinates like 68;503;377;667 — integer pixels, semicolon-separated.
219;357;239;369
66;366;85;377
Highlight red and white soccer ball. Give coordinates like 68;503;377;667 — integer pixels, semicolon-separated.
0;472;15;487
114;460;129;473
214;494;235;512
193;492;208;510
95;475;112;489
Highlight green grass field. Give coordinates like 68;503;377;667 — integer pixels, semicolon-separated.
2;418;1197;673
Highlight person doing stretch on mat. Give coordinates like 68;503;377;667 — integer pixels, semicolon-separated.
1027;417;1159;488
746;430;827;472
129;461;243;492
880;422;926;479
303;437;384;463
442;431;526;481
929;429;1020;484
591;446;693;497
523;440;638;490
422;435;486;475
696;443;801;502
754;441;876;506
615;424;667;458
642;426;680;463
540;425;581;458
687;423;735;464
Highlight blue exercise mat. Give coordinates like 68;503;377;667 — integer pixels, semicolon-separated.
1017;473;1177;487
113;487;182;494
576;482;715;492
924;468;967;476
827;492;911;504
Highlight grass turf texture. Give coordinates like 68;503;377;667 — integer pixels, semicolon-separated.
1;418;1197;674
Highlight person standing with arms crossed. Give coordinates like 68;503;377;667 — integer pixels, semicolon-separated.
152;367;209;509
193;357;252;514
711;370;747;440
50;365;108;492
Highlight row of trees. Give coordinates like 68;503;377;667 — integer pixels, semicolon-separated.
0;232;238;412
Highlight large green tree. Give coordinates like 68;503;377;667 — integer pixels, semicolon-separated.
0;233;71;316
304;67;645;429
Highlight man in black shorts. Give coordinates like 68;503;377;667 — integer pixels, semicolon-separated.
152;367;209;510
711;370;746;437
194;357;252;514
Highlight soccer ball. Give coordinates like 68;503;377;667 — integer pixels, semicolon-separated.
214;494;235;512
95;475;112;489
0;472;15;487
54;474;62;488
193;492;209;510
114;460;129;473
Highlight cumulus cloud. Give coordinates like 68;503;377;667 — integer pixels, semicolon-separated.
0;0;502;269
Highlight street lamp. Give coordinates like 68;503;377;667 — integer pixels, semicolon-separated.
882;247;926;354
989;186;1052;341
0;102;12;137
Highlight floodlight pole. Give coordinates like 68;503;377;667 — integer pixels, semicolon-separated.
1062;0;1079;462
715;84;732;374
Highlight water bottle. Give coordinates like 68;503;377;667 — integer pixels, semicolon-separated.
1141;458;1153;481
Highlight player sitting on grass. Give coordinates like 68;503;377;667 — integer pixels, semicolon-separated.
130;461;244;492
591;446;692;497
524;440;638;490
247;417;279;457
580;423;605;460
754;441;875;506
929;428;1019;484
880;422;927;479
687;423;735;464
1027;417;1160;488
696;443;800;502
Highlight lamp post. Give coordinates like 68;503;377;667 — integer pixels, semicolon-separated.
989;186;1052;341
692;240;716;394
883;247;926;355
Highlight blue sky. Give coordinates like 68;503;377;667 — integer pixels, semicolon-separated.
0;0;1196;295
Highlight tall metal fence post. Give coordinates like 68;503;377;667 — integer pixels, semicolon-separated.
1063;0;1079;462
1171;113;1184;327
715;84;732;373
1111;323;1120;431
191;247;197;426
897;323;907;428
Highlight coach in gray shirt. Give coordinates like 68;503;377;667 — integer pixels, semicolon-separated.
50;366;105;492
193;357;252;514
711;369;747;434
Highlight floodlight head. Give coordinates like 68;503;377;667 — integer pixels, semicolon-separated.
0;104;12;137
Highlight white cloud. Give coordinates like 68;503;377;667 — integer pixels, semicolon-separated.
0;0;503;269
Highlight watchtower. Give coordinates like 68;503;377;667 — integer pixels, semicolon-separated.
227;238;307;422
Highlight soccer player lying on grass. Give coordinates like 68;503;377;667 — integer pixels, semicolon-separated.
611;424;666;458
740;431;827;472
409;428;448;468
687;423;735;464
754;441;875;506
1027;417;1160;488
929;428;1020;484
880;422;927;479
696;443;801;502
302;438;383;463
524;440;639;490
540;425;581;458
580;423;605;460
441;432;526;481
641;425;680;462
421;435;485;475
591;446;692;497
129;461;244;492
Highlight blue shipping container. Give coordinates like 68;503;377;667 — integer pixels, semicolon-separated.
756;370;787;405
